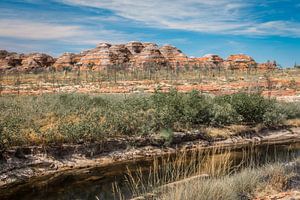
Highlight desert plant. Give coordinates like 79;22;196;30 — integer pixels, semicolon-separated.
0;92;299;148
216;93;276;124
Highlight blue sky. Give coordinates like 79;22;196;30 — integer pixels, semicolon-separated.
0;0;299;67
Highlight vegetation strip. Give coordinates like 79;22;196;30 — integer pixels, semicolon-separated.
1;91;300;149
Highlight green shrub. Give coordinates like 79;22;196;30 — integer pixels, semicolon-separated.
159;128;174;146
216;93;276;124
209;103;242;126
182;90;212;125
0;91;299;148
277;102;300;119
263;107;287;126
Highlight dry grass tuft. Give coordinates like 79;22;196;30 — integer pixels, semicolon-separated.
285;119;300;127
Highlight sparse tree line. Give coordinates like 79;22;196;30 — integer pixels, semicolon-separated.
0;61;298;96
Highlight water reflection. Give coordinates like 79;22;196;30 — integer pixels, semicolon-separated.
5;143;300;200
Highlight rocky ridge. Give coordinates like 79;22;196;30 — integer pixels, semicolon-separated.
0;42;277;73
0;50;55;73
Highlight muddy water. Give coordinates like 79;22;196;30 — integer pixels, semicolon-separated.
5;143;300;200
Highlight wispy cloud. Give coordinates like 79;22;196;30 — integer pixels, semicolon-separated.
60;0;300;37
236;21;300;37
0;17;145;55
0;19;85;40
0;18;142;45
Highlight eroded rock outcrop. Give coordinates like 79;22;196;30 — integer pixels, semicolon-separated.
258;61;277;70
0;43;276;73
80;43;132;70
225;54;257;70
80;43;112;70
189;54;224;69
0;50;23;71
125;41;144;55
132;43;167;68
21;53;55;72
0;51;54;72
53;53;84;71
109;44;132;68
159;45;188;68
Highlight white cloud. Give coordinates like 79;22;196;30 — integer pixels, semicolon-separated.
0;19;85;40
0;19;141;45
60;0;300;37
236;21;300;37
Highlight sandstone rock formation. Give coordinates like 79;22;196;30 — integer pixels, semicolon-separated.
159;45;188;68
54;53;83;71
21;53;55;72
258;61;277;70
189;54;224;69
79;43;132;70
108;44;132;68
132;43;167;69
125;41;144;55
0;51;54;72
0;43;276;73
225;54;257;70
200;54;224;64
0;50;23;71
80;43;112;70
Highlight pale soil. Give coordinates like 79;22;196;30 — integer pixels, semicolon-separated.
1;71;300;101
1;126;300;199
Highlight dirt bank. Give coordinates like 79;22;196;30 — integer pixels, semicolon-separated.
0;126;300;199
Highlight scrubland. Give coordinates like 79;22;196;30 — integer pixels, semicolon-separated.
1;90;300;149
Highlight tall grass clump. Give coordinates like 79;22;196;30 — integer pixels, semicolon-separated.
115;145;299;200
0;91;299;148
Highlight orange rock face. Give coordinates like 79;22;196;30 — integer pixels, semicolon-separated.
159;45;188;68
0;50;23;71
225;54;257;70
194;54;224;69
201;54;224;64
80;43;112;70
20;53;55;72
0;42;277;73
125;41;144;55
258;61;277;70
109;44;132;68
79;43;132;70
53;53;75;71
132;43;167;69
0;51;54;72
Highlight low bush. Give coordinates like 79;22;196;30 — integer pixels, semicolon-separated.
215;93;275;124
0;91;299;148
